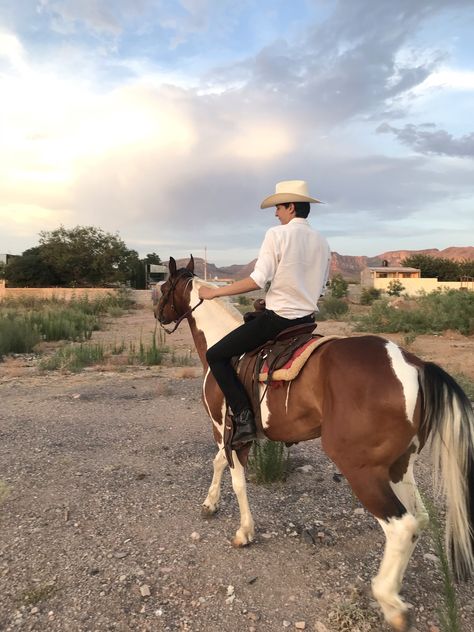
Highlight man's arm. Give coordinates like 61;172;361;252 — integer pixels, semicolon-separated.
198;277;260;301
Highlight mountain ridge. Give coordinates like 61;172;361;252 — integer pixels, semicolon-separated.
175;246;474;281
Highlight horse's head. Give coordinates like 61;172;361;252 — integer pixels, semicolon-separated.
154;255;195;325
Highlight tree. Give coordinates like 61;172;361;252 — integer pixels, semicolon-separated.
401;254;461;281
328;274;349;298
5;247;61;287
38;226;140;287
386;279;405;297
143;252;162;265
5;227;142;287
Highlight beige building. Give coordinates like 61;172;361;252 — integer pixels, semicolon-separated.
361;265;467;296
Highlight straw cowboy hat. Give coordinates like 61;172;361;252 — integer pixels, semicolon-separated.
260;180;321;209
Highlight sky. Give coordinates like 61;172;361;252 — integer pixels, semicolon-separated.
0;0;473;266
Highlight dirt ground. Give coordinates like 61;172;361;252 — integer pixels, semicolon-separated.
1;293;474;632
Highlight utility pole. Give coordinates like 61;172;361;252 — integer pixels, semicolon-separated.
204;246;207;281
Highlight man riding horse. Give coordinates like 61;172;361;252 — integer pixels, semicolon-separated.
198;180;331;449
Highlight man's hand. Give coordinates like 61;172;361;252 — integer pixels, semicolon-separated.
198;286;219;300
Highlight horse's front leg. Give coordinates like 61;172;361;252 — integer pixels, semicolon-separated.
229;448;254;547
202;446;228;516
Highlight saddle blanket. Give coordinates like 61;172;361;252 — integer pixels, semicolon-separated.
258;335;342;383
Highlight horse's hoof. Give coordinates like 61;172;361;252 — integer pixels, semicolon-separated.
388;611;409;632
230;536;251;548
201;505;218;518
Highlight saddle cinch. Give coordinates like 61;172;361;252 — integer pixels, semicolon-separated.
223;302;340;464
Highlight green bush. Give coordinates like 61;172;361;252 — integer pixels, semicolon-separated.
0;316;41;358
354;290;474;335
39;343;105;372
316;296;349;320
386;279;405;296
360;287;382;305
248;440;288;483
0;293;136;360
329;274;349;298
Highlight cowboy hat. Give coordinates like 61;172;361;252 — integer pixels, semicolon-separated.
260;180;321;209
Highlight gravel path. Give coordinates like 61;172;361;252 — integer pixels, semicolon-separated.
1;298;473;631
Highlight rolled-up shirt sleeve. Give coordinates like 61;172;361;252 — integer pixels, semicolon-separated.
250;229;279;288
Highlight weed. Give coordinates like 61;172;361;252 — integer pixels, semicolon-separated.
0;316;41;358
0;480;11;504
327;585;381;631
39;343;105;372
170;349;195;366
248;439;288;484
18;583;56;606
128;328;168;366
423;496;461;632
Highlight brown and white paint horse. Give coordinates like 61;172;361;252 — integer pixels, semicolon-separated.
155;256;474;631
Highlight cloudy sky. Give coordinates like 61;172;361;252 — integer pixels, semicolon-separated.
1;0;473;266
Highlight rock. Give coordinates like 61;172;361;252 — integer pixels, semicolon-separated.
226;585;235;596
354;508;365;515
114;551;129;559
140;584;151;598
314;623;329;632
190;531;201;541
30;607;39;615
296;465;313;473
424;553;440;563
283;622;291;628
295;622;306;630
261;532;272;539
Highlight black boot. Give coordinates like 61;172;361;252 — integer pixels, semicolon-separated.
232;408;257;449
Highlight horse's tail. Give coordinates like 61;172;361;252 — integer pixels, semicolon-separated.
419;361;474;579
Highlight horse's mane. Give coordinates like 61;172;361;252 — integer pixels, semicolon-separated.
192;277;243;322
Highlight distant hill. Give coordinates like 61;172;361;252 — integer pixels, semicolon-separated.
175;247;474;282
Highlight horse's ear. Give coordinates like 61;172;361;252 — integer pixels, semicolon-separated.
169;257;177;276
186;254;194;273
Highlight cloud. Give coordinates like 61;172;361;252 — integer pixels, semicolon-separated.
377;122;474;157
1;1;474;263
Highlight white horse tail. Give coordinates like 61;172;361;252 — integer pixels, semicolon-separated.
419;361;474;579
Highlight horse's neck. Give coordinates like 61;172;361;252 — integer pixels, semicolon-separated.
188;284;241;367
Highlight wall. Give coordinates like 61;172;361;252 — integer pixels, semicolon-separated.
373;277;465;295
0;281;118;302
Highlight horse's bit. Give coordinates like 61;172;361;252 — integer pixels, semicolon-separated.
157;270;203;334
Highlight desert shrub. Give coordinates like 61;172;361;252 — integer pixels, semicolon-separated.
354;290;474;335
316;296;349;320
0;293;136;359
39;343;105;372
360;287;382;304
248;440;288;483
0;316;41;358
386;279;405;296
128;329;168;366
329;274;349;298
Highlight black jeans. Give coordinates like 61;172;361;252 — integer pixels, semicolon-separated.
206;309;315;415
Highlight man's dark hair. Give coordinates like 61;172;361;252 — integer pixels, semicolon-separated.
283;201;310;218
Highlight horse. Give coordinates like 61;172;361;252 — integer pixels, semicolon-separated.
155;255;474;631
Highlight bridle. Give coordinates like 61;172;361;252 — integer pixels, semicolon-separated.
157;270;203;334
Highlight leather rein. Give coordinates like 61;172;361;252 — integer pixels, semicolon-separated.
157;271;203;334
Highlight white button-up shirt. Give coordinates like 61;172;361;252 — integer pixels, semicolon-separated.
250;218;331;318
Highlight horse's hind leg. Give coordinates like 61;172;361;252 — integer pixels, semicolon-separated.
202;446;228;516
372;446;429;630
344;459;426;632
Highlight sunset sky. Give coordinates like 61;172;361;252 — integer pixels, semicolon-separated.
1;0;473;265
